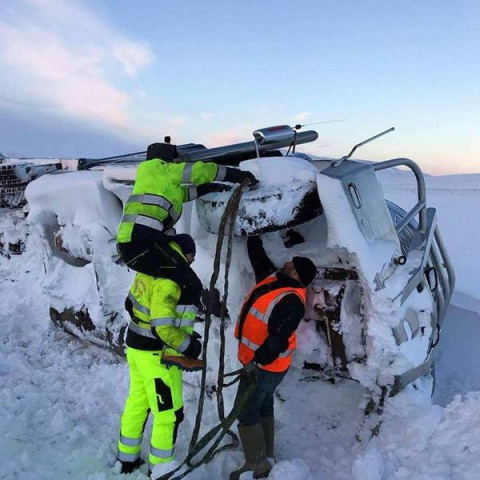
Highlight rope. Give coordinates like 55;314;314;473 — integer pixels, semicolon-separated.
159;375;257;480
214;180;241;451
184;179;249;469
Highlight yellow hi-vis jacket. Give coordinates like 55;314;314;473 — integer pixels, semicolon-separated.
125;244;199;353
117;158;227;243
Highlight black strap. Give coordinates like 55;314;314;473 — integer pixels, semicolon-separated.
157;373;257;480
188;180;247;454
185;180;248;473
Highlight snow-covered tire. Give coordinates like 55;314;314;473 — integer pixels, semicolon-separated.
196;182;322;236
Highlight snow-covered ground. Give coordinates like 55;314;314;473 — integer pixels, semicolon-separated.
1;166;480;480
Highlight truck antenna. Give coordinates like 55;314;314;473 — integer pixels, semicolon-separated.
294;119;345;130
332;127;395;168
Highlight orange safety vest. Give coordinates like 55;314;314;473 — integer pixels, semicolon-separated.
235;274;306;373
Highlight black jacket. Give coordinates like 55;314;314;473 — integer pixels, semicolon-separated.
237;236;305;366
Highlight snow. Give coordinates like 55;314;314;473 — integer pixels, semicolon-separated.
241;156;319;185
1;160;480;480
353;387;480;479
1;156;79;170
26;170;122;237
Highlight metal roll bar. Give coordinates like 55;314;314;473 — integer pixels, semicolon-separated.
373;158;427;233
375;158;455;319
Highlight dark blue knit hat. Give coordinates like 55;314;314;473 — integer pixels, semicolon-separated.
175;233;196;255
146;142;179;162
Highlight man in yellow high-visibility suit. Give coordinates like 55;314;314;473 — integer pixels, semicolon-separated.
116;234;203;479
116;139;257;307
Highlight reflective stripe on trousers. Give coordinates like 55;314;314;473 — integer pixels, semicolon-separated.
118;348;183;467
120;434;143;447
117;451;140;462
149;444;175;469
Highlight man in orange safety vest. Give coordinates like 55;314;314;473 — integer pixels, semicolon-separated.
230;235;317;480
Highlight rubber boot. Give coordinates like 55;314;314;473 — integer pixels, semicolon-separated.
261;416;275;461
230;424;272;480
120;458;144;474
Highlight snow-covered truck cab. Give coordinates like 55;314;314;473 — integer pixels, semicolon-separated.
22;125;454;398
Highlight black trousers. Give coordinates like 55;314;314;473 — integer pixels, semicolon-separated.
117;239;203;305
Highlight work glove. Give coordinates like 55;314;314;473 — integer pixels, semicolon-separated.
241;361;259;382
183;335;202;359
198;287;227;317
239;170;259;186
191;330;202;340
282;229;305;249
224;167;259;186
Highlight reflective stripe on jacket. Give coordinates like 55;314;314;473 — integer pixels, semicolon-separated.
235;275;306;372
117;158;226;243
125;244;198;353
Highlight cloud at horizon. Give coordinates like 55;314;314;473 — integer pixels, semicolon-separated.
0;0;157;142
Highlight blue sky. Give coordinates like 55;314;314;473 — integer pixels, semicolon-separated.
0;0;479;174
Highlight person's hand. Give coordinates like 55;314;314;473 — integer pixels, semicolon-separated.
199;287;226;317
183;335;202;359
224;167;259;185
197;288;209;314
241;361;258;381
282;229;305;248
240;171;259;186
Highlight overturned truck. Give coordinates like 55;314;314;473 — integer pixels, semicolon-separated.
22;125;454;401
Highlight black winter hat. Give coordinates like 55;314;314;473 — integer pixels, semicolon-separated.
175;233;196;255
292;256;317;286
146;142;179;162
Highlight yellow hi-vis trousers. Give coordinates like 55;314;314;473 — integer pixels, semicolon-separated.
118;347;184;470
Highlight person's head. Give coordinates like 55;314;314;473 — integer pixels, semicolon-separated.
175;233;196;264
146;142;179;163
281;256;317;287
